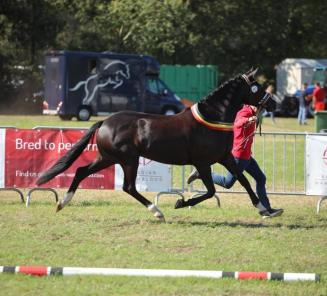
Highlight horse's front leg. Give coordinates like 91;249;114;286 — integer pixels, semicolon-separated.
175;164;215;209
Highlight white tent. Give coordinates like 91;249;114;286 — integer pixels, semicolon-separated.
275;58;327;97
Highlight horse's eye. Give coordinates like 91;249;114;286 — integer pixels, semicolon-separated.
251;85;258;93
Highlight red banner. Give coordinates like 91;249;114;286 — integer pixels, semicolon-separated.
5;129;114;189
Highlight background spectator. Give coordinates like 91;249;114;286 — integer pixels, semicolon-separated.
262;84;276;124
297;82;310;124
313;82;326;111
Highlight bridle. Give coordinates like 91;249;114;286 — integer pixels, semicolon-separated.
241;74;274;116
241;74;276;135
256;92;273;115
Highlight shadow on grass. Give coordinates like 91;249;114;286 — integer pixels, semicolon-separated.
164;219;327;230
77;200;112;207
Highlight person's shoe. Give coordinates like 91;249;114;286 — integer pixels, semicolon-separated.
187;168;200;184
260;208;284;219
259;209;270;218
270;208;284;217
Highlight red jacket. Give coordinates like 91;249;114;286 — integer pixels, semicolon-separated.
232;105;256;160
313;86;326;103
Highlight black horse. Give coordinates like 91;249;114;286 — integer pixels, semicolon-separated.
37;68;275;221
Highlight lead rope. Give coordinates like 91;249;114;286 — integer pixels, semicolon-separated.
255;91;273;136
255;104;264;136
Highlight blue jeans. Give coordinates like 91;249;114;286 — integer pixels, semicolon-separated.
297;105;308;124
212;157;271;210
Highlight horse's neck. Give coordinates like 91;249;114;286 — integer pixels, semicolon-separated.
198;78;244;123
197;98;240;123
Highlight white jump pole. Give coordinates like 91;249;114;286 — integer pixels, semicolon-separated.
0;266;320;282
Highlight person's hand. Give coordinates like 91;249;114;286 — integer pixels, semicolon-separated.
248;116;257;123
305;94;312;101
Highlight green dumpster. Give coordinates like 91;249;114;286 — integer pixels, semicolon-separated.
160;65;218;102
315;111;327;132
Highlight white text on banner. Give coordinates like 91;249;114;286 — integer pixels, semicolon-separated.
114;157;171;192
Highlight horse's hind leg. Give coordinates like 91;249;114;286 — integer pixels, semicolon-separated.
57;157;114;212
121;160;165;222
175;164;216;208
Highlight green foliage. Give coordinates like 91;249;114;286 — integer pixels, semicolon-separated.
0;0;63;105
54;0;194;63
1;0;327;103
188;0;327;78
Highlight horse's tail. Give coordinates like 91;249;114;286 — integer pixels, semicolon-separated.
36;121;104;186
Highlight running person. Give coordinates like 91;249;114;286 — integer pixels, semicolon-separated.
188;104;284;218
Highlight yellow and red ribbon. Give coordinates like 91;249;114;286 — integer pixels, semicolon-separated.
191;104;233;131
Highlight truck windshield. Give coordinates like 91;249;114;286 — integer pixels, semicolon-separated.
146;77;167;95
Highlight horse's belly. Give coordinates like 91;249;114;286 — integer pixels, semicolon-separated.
141;148;190;165
140;141;224;166
189;139;233;164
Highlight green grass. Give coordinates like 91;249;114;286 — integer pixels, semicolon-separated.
0;114;102;129
0;115;326;295
0;113;317;131
0;191;326;295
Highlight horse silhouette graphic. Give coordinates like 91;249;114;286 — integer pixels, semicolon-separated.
69;61;130;105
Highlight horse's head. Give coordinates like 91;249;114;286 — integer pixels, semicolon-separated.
196;68;276;123
116;62;130;80
241;68;276;112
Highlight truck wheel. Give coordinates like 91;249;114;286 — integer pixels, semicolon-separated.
281;96;298;117
163;108;177;115
286;97;299;117
77;107;91;121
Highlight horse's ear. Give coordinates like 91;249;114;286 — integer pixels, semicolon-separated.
246;67;259;79
246;67;254;74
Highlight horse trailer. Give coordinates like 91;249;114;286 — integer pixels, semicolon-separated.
43;50;184;121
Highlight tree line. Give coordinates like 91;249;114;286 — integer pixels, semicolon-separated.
0;0;326;104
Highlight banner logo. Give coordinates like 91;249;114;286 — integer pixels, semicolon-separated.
323;148;327;166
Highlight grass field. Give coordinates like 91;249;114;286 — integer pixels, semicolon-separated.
1;191;326;295
0;113;317;131
0;115;326;295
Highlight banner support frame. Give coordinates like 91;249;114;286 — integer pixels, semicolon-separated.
26;188;59;207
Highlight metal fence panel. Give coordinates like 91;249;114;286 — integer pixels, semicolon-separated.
189;132;307;195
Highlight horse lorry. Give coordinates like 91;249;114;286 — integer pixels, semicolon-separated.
275;58;327;117
43;50;185;121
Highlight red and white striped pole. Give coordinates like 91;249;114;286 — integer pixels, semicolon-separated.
0;266;320;282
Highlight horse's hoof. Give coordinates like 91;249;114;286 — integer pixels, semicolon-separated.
156;215;166;223
175;199;187;209
56;202;63;212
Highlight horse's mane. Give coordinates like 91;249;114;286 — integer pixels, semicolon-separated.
197;74;244;120
199;74;243;105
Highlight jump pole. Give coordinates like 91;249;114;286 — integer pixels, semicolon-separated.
0;266;320;282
